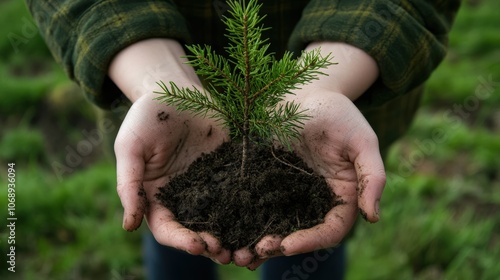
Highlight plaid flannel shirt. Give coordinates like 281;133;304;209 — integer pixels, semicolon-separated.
26;0;460;150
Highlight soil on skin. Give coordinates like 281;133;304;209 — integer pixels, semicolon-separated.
156;141;340;251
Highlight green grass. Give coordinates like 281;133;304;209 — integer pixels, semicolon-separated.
1;0;499;279
346;1;500;279
0;127;46;162
0;57;67;115
0;162;143;279
0;1;51;58
424;0;500;107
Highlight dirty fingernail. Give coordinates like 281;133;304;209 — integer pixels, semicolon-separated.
280;245;286;254
259;248;281;259
359;208;368;221
280;246;299;257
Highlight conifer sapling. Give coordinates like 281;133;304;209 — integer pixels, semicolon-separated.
155;0;334;178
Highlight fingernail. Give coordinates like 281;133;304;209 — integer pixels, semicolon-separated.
280;246;299;257
280;245;286;254
285;252;301;257
359;208;368;221
259;248;281;259
211;258;223;265
122;217;128;230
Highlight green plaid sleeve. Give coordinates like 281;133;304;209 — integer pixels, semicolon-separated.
26;0;191;109
289;0;461;108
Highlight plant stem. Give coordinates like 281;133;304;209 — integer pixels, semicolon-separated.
241;11;251;179
241;134;248;179
271;147;313;176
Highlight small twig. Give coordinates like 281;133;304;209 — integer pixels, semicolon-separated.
178;221;210;225
248;217;275;248
271;147;313;176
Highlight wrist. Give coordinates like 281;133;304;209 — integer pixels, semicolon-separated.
303;42;379;101
108;38;202;103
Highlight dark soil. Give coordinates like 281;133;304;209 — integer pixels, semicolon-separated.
156;141;341;251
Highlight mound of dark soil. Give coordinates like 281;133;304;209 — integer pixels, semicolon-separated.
156;141;340;251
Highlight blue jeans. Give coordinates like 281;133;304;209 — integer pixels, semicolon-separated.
143;232;346;280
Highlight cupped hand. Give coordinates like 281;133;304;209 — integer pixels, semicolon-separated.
233;89;386;268
114;92;231;264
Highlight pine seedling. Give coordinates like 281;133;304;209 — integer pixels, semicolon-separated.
156;0;334;178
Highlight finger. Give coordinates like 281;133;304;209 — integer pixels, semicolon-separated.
254;235;283;259
145;202;208;255
280;197;357;256
115;136;147;231
199;232;232;265
352;137;386;223
246;258;267;271
232;247;255;267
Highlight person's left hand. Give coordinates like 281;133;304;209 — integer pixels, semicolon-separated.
232;88;386;269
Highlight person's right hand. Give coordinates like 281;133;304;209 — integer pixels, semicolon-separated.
114;91;231;264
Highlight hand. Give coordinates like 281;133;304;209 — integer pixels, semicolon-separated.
114;92;232;264
233;89;386;269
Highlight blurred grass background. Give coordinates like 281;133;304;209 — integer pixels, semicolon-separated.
0;0;499;279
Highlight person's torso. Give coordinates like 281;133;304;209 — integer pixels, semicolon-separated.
173;0;310;57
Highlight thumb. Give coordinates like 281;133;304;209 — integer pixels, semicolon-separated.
352;138;386;223
115;138;148;231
